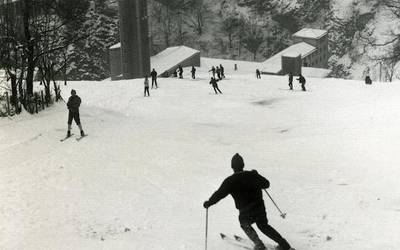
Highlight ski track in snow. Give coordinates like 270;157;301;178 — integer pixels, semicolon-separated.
2;67;400;250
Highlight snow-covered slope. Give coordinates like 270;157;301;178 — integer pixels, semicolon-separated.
1;64;400;250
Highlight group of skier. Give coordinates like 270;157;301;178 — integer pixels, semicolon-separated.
209;64;225;80
288;72;307;91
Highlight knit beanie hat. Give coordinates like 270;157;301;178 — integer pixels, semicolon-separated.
231;153;244;171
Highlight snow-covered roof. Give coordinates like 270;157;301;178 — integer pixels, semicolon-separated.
302;67;332;78
260;42;316;74
150;46;200;74
292;28;328;40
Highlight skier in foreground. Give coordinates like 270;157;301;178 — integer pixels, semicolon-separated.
203;153;291;250
67;89;85;137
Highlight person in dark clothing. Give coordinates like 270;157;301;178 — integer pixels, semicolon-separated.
288;72;293;90
365;75;372;85
256;69;261;79
209;66;216;78
203;154;291;250
191;66;196;79
209;77;222;94
216;66;222;80
220;64;225;78
297;74;306;91
150;68;158;88
178;65;183;79
144;75;150;97
67;89;84;137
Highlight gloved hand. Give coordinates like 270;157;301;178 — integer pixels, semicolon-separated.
203;201;211;209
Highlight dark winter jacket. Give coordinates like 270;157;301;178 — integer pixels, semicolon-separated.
207;170;270;212
297;76;306;84
210;78;219;86
289;74;293;83
67;95;81;113
151;70;157;79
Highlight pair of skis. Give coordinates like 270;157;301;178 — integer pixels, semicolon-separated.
220;233;276;250
60;134;88;142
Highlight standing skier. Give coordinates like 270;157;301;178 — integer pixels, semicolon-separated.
256;69;261;79
144;75;150;97
297;74;306;91
203;153;292;250
191;66;196;79
150;68;158;88
220;64;225;78
209;66;216;78
178;65;183;79
210;77;223;94
288;72;293;90
67;89;85;137
216;66;222;80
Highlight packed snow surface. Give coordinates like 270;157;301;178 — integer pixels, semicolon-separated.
1;64;400;250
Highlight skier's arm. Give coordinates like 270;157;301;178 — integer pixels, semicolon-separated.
252;170;270;189
205;179;231;207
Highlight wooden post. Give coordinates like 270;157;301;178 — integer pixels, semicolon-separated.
41;90;45;109
5;92;11;116
35;93;38;113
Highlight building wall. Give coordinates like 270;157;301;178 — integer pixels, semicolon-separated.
118;0;150;79
109;47;122;80
281;55;302;76
293;34;329;68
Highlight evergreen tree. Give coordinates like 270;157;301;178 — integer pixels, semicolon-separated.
68;0;119;80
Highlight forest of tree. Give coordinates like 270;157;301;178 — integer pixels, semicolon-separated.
2;0;400;116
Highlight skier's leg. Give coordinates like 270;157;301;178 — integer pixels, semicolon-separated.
213;86;218;94
217;86;223;94
239;215;265;249
67;112;73;136
74;112;84;135
255;218;290;250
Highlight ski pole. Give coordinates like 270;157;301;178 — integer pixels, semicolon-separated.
205;208;209;250
263;189;287;219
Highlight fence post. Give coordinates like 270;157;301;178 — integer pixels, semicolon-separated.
5;92;10;116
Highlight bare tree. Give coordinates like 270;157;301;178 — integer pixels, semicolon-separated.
242;20;264;60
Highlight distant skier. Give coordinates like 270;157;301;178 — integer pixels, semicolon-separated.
288;72;293;90
216;66;222;80
150;68;158;88
67;89;85;137
178;65;183;79
209;66;216;78
191;66;196;79
203;153;292;250
365;75;372;85
256;69;261;79
220;64;225;78
144;75;150;97
297;74;306;91
210;77;222;94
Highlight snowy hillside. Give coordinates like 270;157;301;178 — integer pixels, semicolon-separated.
1;63;400;250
